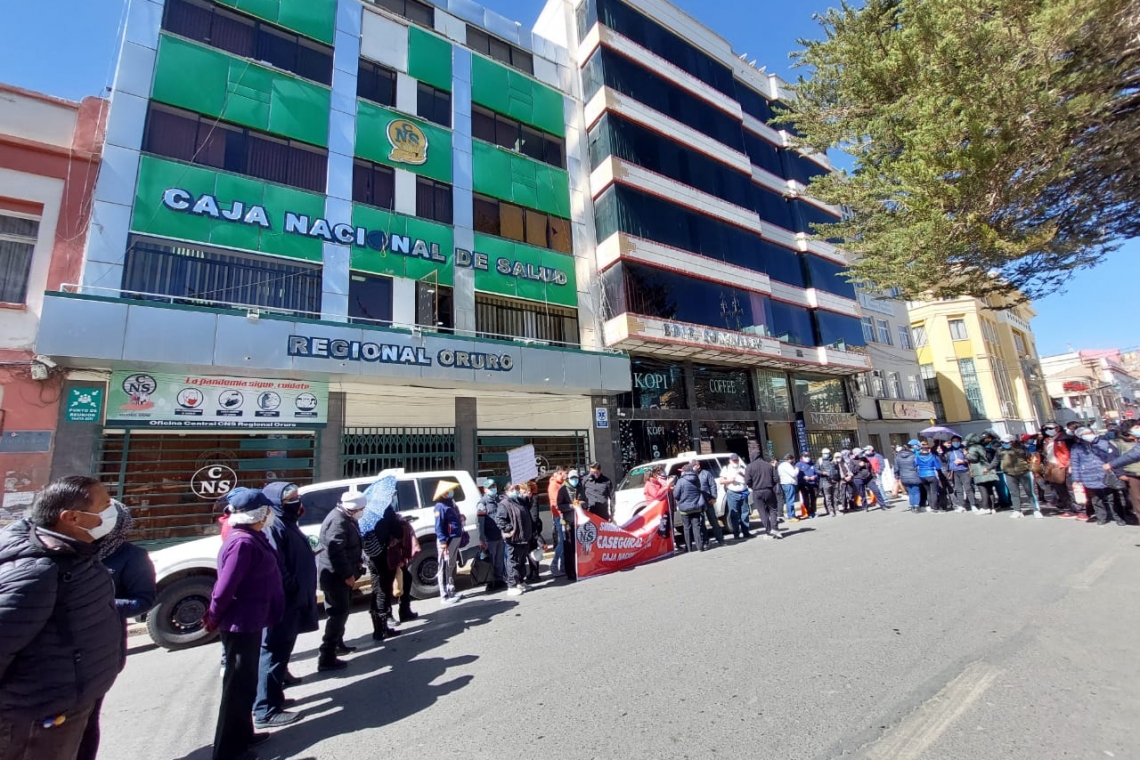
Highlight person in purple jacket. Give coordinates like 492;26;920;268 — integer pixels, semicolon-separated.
205;488;285;760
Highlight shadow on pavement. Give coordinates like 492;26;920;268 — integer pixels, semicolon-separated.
172;597;516;760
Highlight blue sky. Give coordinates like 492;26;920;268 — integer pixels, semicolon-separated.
0;0;1132;357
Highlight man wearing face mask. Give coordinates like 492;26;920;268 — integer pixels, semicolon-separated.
944;435;975;512
433;481;465;605
254;483;317;729
494;483;536;596
1070;427;1125;526
816;449;840;517
997;435;1041;518
1103;421;1140;523
0;476;123;760
316;491;365;670
205;487;285;760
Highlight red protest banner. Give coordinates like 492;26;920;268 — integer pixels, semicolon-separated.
572;498;674;579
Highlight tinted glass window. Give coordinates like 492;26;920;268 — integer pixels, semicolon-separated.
299;486;348;526
693;365;754;411
417;83;451;128
593;0;734;95
348;273;394;325
584;49;744;151
358;59;397;106
793;199;843;236
768;299;814;346
395;480;420;512
783;150;829;186
761;240;805;288
753;184;795;231
352;159;395;209
736;83;773;123
804;255;855;299
814;310;866;350
619;357;687;410
743;131;783;176
588;113;753;209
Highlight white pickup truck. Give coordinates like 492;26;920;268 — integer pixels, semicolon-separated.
145;469;481;650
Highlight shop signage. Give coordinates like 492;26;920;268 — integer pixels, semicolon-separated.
805;411;858;431
287;336;515;372
878;400;937;421
595;407;609;429
66;388;103;423
454;248;570;287
107;372;328;429
634;371;670;390
794;414;811;453
387;119;428;165
662;322;767;351
1062;381;1091;393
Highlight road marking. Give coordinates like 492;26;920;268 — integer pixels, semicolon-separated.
1071;552;1116;589
865;662;1000;760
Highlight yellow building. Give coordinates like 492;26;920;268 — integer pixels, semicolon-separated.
907;297;1050;436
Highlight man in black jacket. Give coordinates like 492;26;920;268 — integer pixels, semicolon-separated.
744;456;782;538
316;491;365;671
583;463;614;521
0;476;123;759
556;471;585;581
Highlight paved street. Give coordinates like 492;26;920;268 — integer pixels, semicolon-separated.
100;508;1140;760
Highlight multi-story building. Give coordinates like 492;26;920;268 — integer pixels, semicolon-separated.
0;85;106;513
1040;349;1139;426
851;289;932;450
907;296;1047;437
535;0;870;471
33;0;630;542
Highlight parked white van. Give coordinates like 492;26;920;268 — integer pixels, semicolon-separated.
612;452;738;528
145;469;480;649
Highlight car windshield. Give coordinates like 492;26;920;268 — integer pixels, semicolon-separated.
618;465;654;491
299;487;348;526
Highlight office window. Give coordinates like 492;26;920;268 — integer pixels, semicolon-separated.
1012;330;1027;355
143;103;327;192
416;82;451;127
358;59;397;107
870;370;886;398
876;318;892;345
948;318;969;341
888;372;903;399
898;325;913;350
0;213;39;304
374;0;434;27
755;369;791;415
417;281;453;331
958;358;986;419
736;83;774;123
472;195;571;254
416;177;453;224
742;131;783;176
162;0;333;85
475;293;578;344
471;106;565;169
352;160;395;210
855;373;870;397
911;324;928;347
814;311;866;351
907;375;923;400
920;363;945;420
466;26;533;74
123;235;322;316
861;316;875;343
348;273;394;325
802;254;856;300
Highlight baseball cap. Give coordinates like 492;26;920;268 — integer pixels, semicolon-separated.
729;453;740;460
483;478;497;488
908;439;920;447
567;469;580;478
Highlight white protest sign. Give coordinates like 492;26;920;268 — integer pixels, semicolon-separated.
507;444;539;485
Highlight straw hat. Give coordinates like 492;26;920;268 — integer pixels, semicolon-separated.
433;480;459;501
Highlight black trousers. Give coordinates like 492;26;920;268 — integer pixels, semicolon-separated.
799;484;818;517
754;490;780;534
319;569;352;660
702;501;724;544
367;556;397;628
951;471;975;509
561;512;578;581
588;503;611;521
920;476;940;510
1086;487;1121;523
505;542;528;587
681;511;704;551
977;481;1000;511
214;630;261;760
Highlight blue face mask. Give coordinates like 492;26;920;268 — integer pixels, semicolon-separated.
487;488;497;496
568;478;579;487
1106;431;1117;440
952;442;961;449
1001;443;1012;449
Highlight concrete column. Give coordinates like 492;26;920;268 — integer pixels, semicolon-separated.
318;391;347;481
322;0;363;321
50;379;106;483
455;396;477;476
450;48;476;333
591;395;618;477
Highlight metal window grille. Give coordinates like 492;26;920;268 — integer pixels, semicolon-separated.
340;427;457;477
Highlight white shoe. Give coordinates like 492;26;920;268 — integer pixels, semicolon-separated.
1009;510;1024;518
954;507;966;513
983;509;994;514
1033;511;1045;519
507;587;524;597
440;596;459;606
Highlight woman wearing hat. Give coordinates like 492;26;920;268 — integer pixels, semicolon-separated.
204;488;284;760
433;480;465;604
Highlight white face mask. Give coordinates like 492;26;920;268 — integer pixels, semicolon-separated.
1081;434;1096;443
83;504;118;541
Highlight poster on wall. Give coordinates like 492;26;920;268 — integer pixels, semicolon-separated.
107;372;328;429
572;499;674;580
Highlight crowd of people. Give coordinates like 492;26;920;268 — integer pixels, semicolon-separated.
2;419;1136;760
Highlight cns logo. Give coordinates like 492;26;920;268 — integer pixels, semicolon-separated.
121;373;158;409
387;119;427;165
190;465;237;500
576;521;598;552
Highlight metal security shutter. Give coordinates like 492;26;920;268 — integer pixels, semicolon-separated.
98;431;316;547
340;427;457;477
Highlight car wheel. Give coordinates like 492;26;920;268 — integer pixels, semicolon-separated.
408;543;439;600
146;575;219;650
